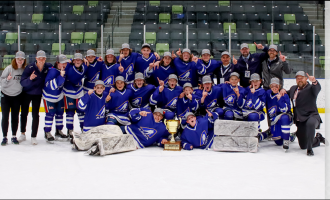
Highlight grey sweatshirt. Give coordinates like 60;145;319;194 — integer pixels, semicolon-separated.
0;65;24;96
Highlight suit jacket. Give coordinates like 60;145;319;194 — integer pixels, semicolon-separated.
288;81;322;126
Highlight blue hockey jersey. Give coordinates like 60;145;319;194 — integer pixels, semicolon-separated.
116;52;140;84
127;83;156;109
100;62;122;93
77;91;107;132
176;94;199;118
181;114;216;150
150;85;183;112
219;83;247;119
265;89;292;121
242;87;266;118
105;88;134;125
196;59;220;83
173;57;206;88
144;64;177;86
125;108;170;148
42;67;65;103
135;53;160;74
63;63;88;99
195;85;223;112
83;58;103;92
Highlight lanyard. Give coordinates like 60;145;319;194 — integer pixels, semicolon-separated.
243;57;249;71
221;65;231;77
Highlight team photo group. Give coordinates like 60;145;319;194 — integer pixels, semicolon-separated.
0;42;327;156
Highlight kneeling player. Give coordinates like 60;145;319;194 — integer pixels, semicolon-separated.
124;108;170;148
241;73;266;139
266;78;293;151
150;74;182;120
180;111;216;150
106;76;133;126
78;80;108;132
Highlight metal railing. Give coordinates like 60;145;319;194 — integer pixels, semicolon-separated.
105;2;123;52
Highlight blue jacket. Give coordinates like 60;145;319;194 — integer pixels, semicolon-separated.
20;62;52;95
235;46;269;87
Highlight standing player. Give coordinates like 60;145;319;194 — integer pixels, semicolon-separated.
117;43;139;84
144;52;177;86
83;49;103;93
63;53;88;138
78;80;108;132
127;72;156;110
100;49;124;93
180;111;216;150
42;54;70;143
105;76;133;127
196;49;220;84
172;48;206;89
265;78;293;151
124;108;170;148
220;72;247;120
134;43;160;74
150;74;183;120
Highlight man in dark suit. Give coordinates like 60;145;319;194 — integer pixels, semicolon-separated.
286;71;327;156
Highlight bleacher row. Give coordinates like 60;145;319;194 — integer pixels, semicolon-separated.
129;1;324;60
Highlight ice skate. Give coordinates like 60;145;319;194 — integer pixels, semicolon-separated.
1;138;8;146
67;129;74;144
31;137;38;145
17;134;26;142
11;137;19;145
55;129;69;141
283;140;289;152
44;131;55;144
290;132;296;142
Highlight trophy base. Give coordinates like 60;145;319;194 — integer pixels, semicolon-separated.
164;141;181;151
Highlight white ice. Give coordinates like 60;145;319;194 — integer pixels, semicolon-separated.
0;113;325;199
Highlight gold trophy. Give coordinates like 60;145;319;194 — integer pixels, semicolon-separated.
164;119;181;151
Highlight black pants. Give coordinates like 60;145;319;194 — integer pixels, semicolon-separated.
1;92;22;137
20;92;42;137
296;116;320;151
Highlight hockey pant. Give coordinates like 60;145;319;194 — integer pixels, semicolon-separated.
64;96;84;130
223;108;242;120
270;114;291;146
43;99;64;132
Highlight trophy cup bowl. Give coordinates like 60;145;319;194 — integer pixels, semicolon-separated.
164;119;181;151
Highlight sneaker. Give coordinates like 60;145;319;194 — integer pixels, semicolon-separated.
283;140;289;152
31;137;38;145
316;133;328;146
55;129;68;141
11;137;19;145
307;149;314;156
44;131;55;144
290;132;296;142
18;134;26;142
1;138;8;146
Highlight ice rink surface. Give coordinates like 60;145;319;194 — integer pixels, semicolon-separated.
0;113;325;199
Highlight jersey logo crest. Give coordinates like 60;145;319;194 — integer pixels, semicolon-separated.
179;70;191;81
140;127;157;139
224;95;235;106
132;97;142;107
178;107;190;118
246;99;253;109
104;75;114;85
268;106;277;117
166;97;178;108
200;130;207;146
90;72;100;82
125;63;134;75
116;101;129;112
96;105;105;118
207;99;217;108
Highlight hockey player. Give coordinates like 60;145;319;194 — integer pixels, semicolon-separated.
149;74;183;120
220;72;247;120
213;51;238;84
180;111;216;150
78;80;108;132
83;49;103;93
63;53;88;138
106;76;133;126
172;48;206;89
117;43;139;84
42;54;70;143
127;72;156;110
265;77;293;151
241;73;267;140
196;49;220;84
100;49;124;93
134;43;160;74
123;108;170;148
144;52;177;86
195;76;224;118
